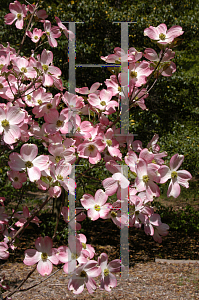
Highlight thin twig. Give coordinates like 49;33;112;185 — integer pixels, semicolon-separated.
106;48;169;130
3;265;37;299
18;268;61;292
17;1;40;56
10;186;25;220
8;196;51;246
52;188;65;241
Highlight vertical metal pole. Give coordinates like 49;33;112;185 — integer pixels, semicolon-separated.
68;22;76;273
120;22;129;279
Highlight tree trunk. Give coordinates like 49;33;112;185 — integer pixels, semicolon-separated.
52;187;66;223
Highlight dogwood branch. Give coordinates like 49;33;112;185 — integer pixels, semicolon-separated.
8;195;51;246
17;1;40;56
3;265;37;299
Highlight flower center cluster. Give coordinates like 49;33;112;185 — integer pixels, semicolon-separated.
106;139;112;146
80;270;87;278
94;204;100;211
25;161;33;168
57;174;63;181
41;252;48;261
71;253;78;260
82;243;86;249
104;268;110;277
21;67;27;73
142;175;149;183
17;13;22;20
42;64;49;72
14;177;18;182
1;119;9;128
47;176;53;182
27;95;31;101
111;211;117;218
100;101;106;106
159;33;166;40
130;71;137;78
171;171;178;178
34;36;39;40
76;126;81;132
56;120;63;127
47;103;52;109
37;100;42;105
0;83;4;89
88;144;95;152
55;156;62;163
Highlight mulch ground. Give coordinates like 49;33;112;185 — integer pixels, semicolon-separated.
1;188;199;300
1;218;199;299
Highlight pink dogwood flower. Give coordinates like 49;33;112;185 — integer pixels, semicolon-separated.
58;235;89;274
0;242;9;260
37;49;62;89
80;189;111;221
4;1;27;30
135;158;160;199
68;260;101;294
46;161;76;195
13;56;37;79
55;17;75;41
44;108;72;134
75;82;101;95
23;236;59;276
43;20;61;47
144;23;184;45
144;213;169;243
0;105;25;144
99;128;122;159
102;172;130;198
3;228;17;250
7;170;27;189
77;234;95;259
88;89;118;115
77;138;105;164
98;253;124;291
144;48;176;77
8;143;49;182
27;28;44;43
62;91;85;111
105;200;129;228
14;206;41;227
101;47;142;64
27;4;48;20
123;61;153;87
159;154;192;198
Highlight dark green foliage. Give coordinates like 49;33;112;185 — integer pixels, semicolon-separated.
154;201;199;233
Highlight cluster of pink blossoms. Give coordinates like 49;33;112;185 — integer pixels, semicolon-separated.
4;1;74;45
23;235;123;293
0;1;192;296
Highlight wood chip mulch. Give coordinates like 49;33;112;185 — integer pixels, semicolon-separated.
1;207;199;299
1;260;199;300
